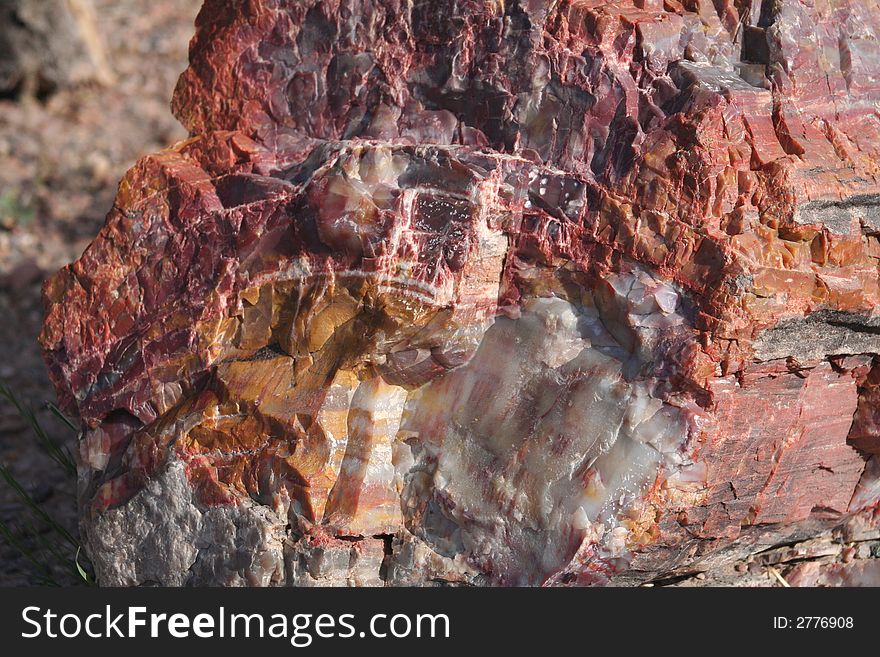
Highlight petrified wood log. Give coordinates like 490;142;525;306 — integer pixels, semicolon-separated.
41;0;880;586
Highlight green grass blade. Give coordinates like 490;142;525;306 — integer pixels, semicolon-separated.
0;383;76;476
75;546;93;585
0;518;60;586
0;464;78;549
46;402;78;433
0;382;90;585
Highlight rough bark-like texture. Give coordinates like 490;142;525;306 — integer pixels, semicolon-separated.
41;0;880;586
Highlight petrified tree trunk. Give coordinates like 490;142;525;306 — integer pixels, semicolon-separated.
41;0;880;586
0;0;112;97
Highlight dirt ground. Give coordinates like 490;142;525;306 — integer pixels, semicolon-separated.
0;0;201;586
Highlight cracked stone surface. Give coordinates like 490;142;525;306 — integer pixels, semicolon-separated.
40;0;880;586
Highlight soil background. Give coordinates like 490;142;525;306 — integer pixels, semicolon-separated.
0;0;201;586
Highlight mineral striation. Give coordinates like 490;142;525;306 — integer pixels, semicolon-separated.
41;0;880;586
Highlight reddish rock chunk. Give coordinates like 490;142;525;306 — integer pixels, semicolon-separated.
41;0;880;586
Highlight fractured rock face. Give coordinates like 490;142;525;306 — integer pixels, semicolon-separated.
41;0;880;586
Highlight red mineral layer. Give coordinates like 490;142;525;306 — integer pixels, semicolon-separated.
40;0;880;586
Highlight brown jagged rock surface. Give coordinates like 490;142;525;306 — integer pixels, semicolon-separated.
40;0;880;586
